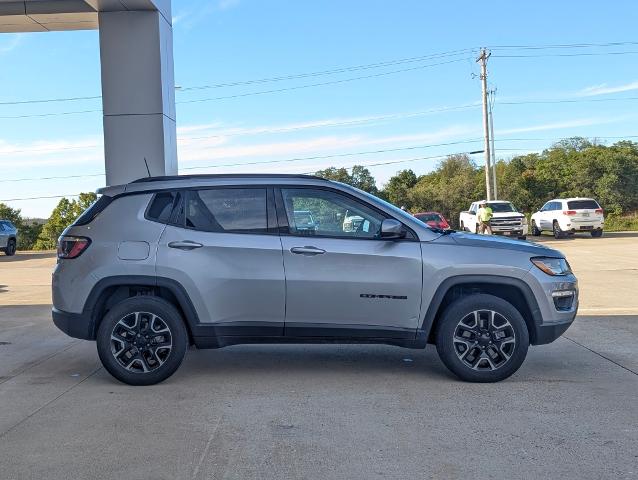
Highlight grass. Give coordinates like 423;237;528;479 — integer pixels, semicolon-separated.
604;212;638;232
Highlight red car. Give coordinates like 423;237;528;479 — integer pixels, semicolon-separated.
414;211;450;230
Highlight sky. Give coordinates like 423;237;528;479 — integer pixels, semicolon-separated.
1;0;638;218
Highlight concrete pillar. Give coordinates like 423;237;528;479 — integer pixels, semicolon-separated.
98;9;177;185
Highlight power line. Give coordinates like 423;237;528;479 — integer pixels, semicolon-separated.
0;48;475;107
492;51;638;58
0;109;102;120
176;58;472;105
179;49;477;91
1;41;637;108
0;95;102;107
489;41;638;50
0;193;83;202
3;135;637;184
499;96;638;106
0;102;482;156
0;58;471;119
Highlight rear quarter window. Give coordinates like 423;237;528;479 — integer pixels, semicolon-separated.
567;200;600;210
146;191;178;223
73;195;113;226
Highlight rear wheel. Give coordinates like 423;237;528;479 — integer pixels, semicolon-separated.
531;220;541;236
4;239;16;256
553;221;564;239
96;296;188;386
591;229;603;238
435;294;530;382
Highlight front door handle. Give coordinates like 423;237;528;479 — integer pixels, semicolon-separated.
290;246;326;256
168;240;203;250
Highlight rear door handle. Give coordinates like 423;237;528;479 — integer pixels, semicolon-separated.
168;241;203;250
290;246;326;256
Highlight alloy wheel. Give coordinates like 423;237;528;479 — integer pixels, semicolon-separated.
452;310;516;371
110;311;173;373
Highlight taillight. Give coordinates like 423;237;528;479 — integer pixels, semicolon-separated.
563;210;577;216
595;208;604;214
57;236;91;259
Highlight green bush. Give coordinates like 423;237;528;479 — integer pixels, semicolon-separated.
604;212;638;232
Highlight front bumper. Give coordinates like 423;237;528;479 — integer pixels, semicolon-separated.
52;308;95;340
534;317;575;344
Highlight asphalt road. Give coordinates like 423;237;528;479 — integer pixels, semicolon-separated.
0;233;637;479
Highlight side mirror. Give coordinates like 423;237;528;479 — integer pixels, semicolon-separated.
381;219;406;239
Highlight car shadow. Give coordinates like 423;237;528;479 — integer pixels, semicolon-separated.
0;251;56;262
529;231;638;242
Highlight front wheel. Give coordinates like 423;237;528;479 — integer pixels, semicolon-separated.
97;296;188;386
4;239;16;256
435;294;530;382
531;220;541;236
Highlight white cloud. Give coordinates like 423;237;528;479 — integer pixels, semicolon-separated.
578;81;638;97
218;0;240;10
497;118;613;135
0;34;24;55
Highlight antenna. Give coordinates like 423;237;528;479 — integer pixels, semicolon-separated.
143;158;151;177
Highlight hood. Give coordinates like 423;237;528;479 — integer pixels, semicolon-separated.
491;212;524;217
443;231;562;256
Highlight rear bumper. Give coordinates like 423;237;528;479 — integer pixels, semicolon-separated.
52;308;94;340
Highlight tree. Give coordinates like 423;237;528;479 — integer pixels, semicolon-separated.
34;193;97;250
382;169;418;210
315;165;378;194
0;203;23;229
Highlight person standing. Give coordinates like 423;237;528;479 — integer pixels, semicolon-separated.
477;201;493;234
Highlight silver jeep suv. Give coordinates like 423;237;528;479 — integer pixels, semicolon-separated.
52;174;578;385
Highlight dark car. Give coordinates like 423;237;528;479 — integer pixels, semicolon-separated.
414;212;450;230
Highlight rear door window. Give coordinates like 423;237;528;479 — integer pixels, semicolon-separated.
567;200;600;210
186;188;268;234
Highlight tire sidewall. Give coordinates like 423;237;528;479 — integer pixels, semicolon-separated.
435;294;530;383
96;296;188;386
6;239;16;256
553;221;562;239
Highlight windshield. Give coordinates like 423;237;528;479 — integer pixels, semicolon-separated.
415;213;441;222
487;202;517;213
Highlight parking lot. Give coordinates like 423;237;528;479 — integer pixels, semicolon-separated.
1;233;637;479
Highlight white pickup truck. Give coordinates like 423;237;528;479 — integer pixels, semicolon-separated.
459;200;528;239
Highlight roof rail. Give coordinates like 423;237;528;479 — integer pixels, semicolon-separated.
131;173;323;184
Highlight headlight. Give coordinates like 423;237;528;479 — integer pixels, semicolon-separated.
531;257;572;276
522;216;528;225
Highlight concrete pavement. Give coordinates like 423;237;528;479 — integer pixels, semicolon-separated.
0;235;636;479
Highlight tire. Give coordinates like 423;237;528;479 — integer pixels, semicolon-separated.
518;235;527;241
460;221;465;232
591;229;603;238
4;239;16;256
531;220;541;237
553;221;564;239
96;296;188;386
435;294;530;383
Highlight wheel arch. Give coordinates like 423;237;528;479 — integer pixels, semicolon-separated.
83;275;199;342
421;275;543;345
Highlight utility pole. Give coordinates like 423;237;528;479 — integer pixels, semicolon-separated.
477;48;492;201
488;89;498;200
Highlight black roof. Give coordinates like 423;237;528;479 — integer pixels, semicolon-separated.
131;173;323;184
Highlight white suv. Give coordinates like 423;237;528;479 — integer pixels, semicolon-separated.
531;198;604;239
